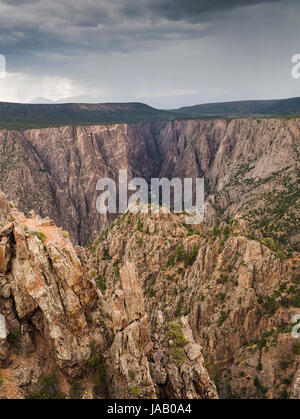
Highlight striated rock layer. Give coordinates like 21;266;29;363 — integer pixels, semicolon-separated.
0;118;299;251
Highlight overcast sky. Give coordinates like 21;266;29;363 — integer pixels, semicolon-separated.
0;0;299;107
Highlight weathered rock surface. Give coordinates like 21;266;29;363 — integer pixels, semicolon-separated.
0;117;299;399
0;195;217;399
102;258;218;399
0;119;299;251
90;210;300;399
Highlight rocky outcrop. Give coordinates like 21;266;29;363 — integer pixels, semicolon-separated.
0;194;217;399
0;193;106;397
0;191;299;399
89;210;300;399
102;259;218;399
1;202;98;365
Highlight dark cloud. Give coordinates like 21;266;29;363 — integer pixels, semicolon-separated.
0;0;286;58
0;0;299;105
121;0;284;22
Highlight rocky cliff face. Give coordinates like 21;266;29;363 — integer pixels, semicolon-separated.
0;193;107;398
0;119;299;251
0;117;299;399
0;194;218;399
89;211;300;399
0;192;299;399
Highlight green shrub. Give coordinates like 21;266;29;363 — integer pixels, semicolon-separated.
256;362;263;371
137;219;143;232
93;361;108;396
290;293;300;308
293;342;300;355
96;276;106;293
114;266;120;279
254;377;267;395
276;250;287;259
223;225;230;239
266;296;277;315
87;355;99;367
218;311;227;326
280;360;289;370
70;380;82;399
281;296;290;308
146;288;155;298
128;370;136;380
278;389;289;399
175;299;183;317
176;244;184;262
102;247;111;260
183;244;198;268
167;255;175;268
169;347;186;365
131;386;141;396
166;322;189;348
32;231;46;243
260;237;277;251
282;378;291;385
7;329;21;347
26;372;64;399
212;225;222;236
257;337;267;350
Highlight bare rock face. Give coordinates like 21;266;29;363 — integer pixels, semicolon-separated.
5;210;95;365
108;314;157;399
0;191;299;399
0;194;106;398
90;210;300;399
102;257;218;399
0;117;298;399
0;118;299;252
0;195;217;399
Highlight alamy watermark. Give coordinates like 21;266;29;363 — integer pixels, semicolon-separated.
96;170;204;225
292;54;300;79
0;54;6;79
292;314;300;339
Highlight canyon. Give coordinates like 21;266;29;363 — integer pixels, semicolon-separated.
0;116;299;399
0;118;299;250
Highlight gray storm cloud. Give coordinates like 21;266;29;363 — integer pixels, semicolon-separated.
0;0;299;105
0;0;286;54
